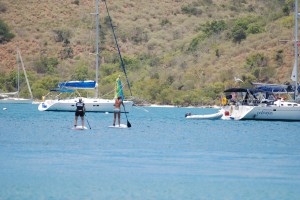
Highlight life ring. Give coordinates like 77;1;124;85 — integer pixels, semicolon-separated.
221;97;227;105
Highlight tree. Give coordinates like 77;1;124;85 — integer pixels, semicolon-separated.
34;57;59;74
71;66;89;81
202;20;227;36
231;26;246;43
0;20;15;44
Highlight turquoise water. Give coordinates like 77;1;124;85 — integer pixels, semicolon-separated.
0;104;300;199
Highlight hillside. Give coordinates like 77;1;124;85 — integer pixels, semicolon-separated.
0;0;297;105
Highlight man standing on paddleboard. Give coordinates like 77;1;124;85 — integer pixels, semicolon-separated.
113;96;122;127
74;97;85;129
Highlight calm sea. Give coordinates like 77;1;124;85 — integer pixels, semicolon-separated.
0;104;300;200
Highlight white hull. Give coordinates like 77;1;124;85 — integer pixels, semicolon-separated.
186;110;223;120
222;101;300;121
0;98;33;104
38;97;133;112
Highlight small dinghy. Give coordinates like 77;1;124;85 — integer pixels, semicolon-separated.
185;110;223;120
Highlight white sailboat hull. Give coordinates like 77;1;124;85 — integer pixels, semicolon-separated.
222;101;300;121
38;98;133;112
0;98;33;104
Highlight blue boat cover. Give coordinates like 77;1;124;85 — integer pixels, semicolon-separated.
58;81;96;89
252;82;300;93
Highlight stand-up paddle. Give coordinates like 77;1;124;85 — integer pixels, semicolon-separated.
85;114;91;129
122;103;131;128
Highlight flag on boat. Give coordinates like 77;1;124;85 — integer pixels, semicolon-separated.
114;76;124;100
291;61;297;82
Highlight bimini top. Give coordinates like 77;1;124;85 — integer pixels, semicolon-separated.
256;85;293;93
252;82;300;93
224;88;265;93
58;81;96;89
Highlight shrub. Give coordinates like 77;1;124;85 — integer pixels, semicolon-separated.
71;66;89;81
246;23;263;34
72;0;80;5
187;33;207;51
34;57;59;74
60;47;74;59
244;53;269;80
181;4;202;16
202;20;227;36
0;20;15;44
231;24;247;43
275;49;284;66
160;19;172;27
53;29;72;44
0;2;7;12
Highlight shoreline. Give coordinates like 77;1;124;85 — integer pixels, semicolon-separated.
134;104;221;109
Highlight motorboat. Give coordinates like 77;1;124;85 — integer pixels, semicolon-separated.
185;110;223;120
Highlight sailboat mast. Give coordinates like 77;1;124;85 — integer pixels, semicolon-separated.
295;0;299;99
95;0;100;98
17;47;33;99
16;47;20;98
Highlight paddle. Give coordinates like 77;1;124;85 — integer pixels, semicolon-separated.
122;102;131;128
85;114;91;129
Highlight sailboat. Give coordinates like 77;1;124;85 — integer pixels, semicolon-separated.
0;47;33;104
220;0;300;121
38;0;133;112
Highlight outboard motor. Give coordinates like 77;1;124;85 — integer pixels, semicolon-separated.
185;113;191;117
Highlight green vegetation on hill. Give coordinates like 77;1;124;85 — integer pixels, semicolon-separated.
0;19;15;43
0;0;298;105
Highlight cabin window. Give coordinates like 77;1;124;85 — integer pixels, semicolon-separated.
288;104;292;106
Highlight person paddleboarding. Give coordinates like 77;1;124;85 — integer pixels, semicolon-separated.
74;97;85;129
113;96;122;127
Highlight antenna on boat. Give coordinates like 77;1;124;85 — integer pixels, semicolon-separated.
295;0;299;100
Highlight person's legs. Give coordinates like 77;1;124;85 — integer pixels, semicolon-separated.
117;112;121;126
74;116;78;127
81;114;85;128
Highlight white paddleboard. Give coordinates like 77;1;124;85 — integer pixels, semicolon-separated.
72;125;88;130
108;124;128;129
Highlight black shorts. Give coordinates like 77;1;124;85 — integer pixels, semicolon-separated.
75;110;84;117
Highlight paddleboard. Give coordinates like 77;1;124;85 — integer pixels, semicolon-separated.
108;124;128;129
72;125;88;130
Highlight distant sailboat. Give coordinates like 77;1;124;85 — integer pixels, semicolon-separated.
0;47;33;104
38;0;133;112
